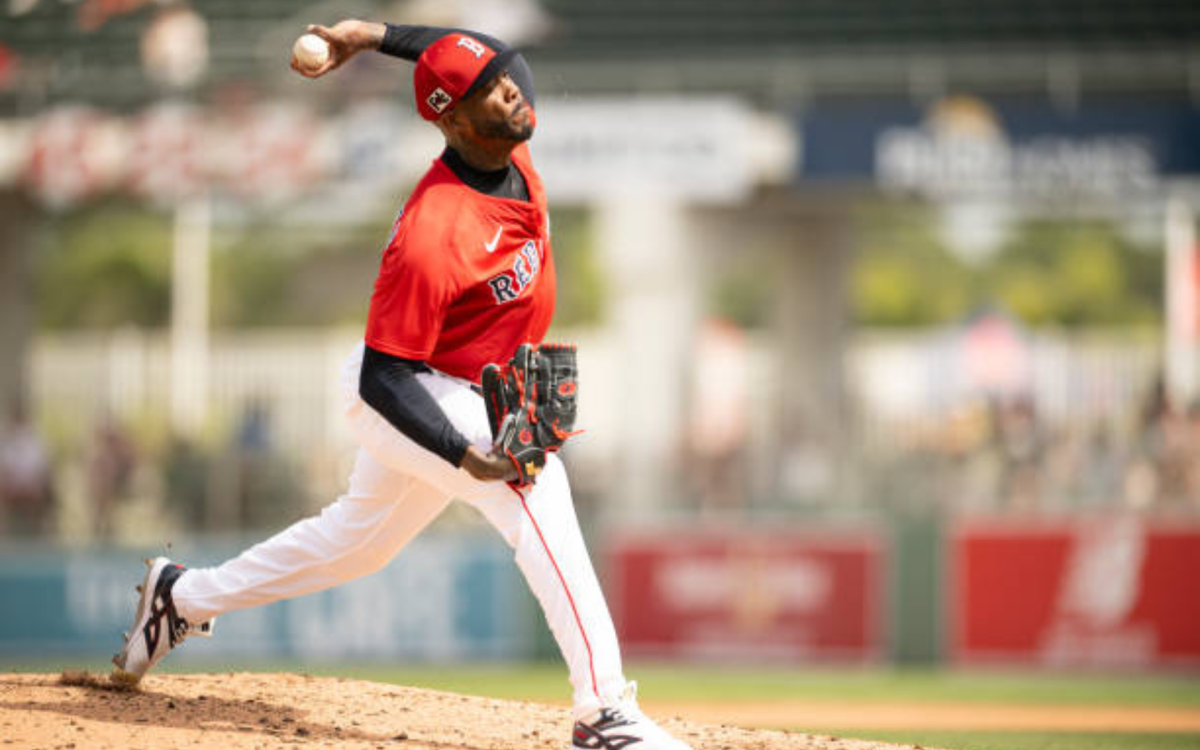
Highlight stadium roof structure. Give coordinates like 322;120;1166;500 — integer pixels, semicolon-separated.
2;0;1199;113
532;0;1200;104
541;0;1200;53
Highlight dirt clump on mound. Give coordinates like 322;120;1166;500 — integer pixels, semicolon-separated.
0;671;923;750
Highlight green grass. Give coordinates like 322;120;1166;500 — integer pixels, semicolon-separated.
812;730;1200;750
255;662;1200;709
6;660;1200;710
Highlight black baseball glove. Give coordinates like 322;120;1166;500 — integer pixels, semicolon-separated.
481;343;580;487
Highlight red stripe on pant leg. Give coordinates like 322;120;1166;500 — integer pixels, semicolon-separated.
508;484;600;701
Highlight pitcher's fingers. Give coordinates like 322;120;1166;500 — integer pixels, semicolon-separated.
310;59;337;77
290;57;317;78
306;24;335;42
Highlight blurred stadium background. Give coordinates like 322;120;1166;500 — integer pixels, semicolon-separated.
1;1;1199;749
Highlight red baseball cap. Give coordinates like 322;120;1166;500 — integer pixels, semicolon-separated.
413;33;518;121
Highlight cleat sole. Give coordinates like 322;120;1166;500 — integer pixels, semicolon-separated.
109;667;141;688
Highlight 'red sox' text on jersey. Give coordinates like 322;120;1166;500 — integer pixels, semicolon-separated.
364;143;556;383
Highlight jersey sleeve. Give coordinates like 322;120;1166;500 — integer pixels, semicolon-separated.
379;24;536;107
364;222;458;360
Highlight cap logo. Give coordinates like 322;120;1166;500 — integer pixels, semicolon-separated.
456;37;487;58
413;34;499;121
427;87;453;113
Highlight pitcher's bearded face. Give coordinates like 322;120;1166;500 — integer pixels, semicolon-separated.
460;71;534;143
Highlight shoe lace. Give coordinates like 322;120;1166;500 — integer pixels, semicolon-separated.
610;681;642;723
165;603;215;648
169;617;191;647
580;681;643;730
617;681;638;706
174;617;215;644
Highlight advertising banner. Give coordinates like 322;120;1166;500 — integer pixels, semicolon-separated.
798;95;1200;196
533;97;755;203
950;516;1200;667
608;528;884;661
0;97;762;209
0;533;533;661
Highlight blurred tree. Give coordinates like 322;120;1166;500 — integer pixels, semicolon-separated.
210;230;294;328
849;203;1162;329
0;189;38;413
547;208;606;328
850;201;973;326
209;221;393;328
709;255;778;329
35;202;171;330
986;220;1161;327
33;203;612;333
286;236;389;327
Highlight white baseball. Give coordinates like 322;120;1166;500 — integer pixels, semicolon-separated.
293;33;330;71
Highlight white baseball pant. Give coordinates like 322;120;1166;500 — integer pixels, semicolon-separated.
171;342;627;718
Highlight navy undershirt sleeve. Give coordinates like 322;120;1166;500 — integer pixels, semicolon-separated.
379;24;537;107
369;24;534;465
359;345;472;467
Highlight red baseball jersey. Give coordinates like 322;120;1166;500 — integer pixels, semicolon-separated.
364;143;556;383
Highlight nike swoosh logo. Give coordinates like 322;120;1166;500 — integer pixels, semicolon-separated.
484;226;503;253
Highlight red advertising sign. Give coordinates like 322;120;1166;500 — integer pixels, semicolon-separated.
951;517;1200;667
608;528;883;660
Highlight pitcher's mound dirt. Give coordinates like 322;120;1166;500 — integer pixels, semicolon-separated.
0;671;924;750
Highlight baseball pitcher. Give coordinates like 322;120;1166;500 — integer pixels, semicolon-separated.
112;19;694;750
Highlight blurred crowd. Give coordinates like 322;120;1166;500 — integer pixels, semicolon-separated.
0;402;53;536
0;400;303;542
5;378;1200;541
864;381;1200;516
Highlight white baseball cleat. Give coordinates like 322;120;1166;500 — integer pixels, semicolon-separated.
571;682;694;750
111;556;214;686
